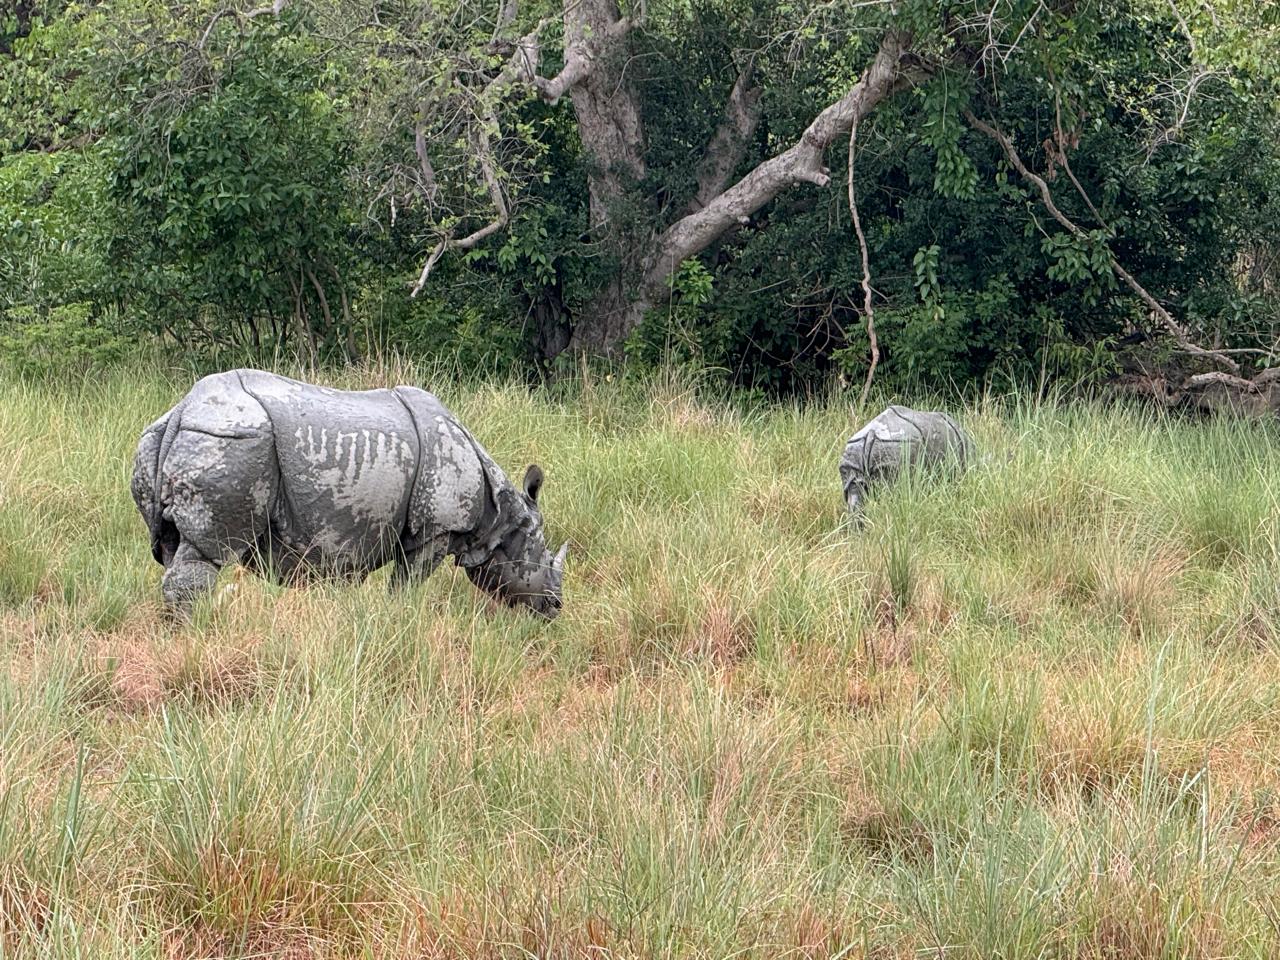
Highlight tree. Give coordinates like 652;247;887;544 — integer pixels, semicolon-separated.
385;0;935;355
95;3;360;359
3;0;1277;396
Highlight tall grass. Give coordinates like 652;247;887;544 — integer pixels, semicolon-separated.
1;363;1278;957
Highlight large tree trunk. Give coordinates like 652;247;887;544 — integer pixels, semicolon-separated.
563;29;920;356
413;11;922;358
566;0;645;224
573;276;648;354
560;0;650;355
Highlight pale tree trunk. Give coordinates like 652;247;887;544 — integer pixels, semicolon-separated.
567;29;921;355
413;9;922;357
566;0;645;224
560;0;650;354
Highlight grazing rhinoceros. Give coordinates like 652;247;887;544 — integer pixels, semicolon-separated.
131;369;568;619
839;404;974;515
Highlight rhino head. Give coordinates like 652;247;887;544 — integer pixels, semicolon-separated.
464;464;568;620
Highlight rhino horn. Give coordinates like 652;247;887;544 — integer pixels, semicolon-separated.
552;541;569;573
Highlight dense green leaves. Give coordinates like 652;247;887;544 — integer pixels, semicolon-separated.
95;7;358;356
0;0;1276;392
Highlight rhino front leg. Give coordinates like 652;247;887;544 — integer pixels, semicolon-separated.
162;541;221;618
389;536;448;592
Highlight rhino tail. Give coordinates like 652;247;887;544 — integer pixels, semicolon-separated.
935;412;970;462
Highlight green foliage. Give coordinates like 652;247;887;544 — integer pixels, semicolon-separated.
96;7;357;357
0;301;132;378
0;146;108;314
0;0;1276;390
918;79;978;200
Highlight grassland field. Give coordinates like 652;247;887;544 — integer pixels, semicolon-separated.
2;361;1280;958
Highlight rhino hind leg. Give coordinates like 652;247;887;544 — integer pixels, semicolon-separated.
163;422;276;569
162;541;221;619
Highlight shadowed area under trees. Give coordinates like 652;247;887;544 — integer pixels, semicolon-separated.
2;0;1278;398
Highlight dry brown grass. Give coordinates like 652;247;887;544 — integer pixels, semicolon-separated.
0;869;51;953
1090;540;1186;636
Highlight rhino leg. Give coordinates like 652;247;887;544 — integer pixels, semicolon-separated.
846;489;864;515
389;534;448;591
162;541;221;618
161;387;276;576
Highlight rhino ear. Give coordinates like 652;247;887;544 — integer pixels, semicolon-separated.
522;464;545;503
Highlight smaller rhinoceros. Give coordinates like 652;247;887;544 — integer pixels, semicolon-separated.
839;404;974;515
132;369;567;620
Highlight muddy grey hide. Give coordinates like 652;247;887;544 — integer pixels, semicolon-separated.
839;405;975;516
132;370;568;619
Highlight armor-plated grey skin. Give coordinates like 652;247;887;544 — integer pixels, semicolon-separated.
839;404;975;515
132;369;568;619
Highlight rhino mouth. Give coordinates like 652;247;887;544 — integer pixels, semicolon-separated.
463;560;563;620
515;591;563;620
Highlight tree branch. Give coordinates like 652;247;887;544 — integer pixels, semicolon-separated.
199;0;288;50
304;266;335;338
686;58;763;213
531;13;637;104
410;125;509;297
643;30;921;298
964;110;1241;375
493;3;639;105
848;114;878;408
1049;90;1108;230
245;0;289;19
1184;370;1279;393
411;0;642;296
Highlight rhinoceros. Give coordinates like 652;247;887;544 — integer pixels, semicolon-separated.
839;404;974;515
131;369;568;619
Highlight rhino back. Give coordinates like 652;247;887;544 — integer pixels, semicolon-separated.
234;370;418;567
886;406;972;463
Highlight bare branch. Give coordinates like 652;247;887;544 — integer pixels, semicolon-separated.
199;0;288;49
848;115;878;408
198;10;235;49
1144;66;1215;158
1141;1;1221;158
410;126;510;297
1184;371;1273;392
644;30;922;298
965;110;1241;375
1168;0;1196;57
1049;92;1108;229
245;0;289;19
410;0;643;297
532;14;637;104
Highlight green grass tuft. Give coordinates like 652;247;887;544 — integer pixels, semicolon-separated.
1;363;1279;957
